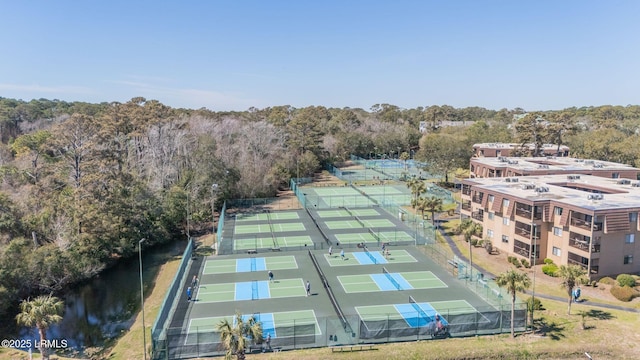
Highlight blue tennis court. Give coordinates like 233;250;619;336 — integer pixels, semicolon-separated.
395;302;448;328
236;281;271;300
353;251;388;265
237;257;267;272
371;273;413;290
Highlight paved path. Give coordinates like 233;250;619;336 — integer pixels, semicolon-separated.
437;228;640;313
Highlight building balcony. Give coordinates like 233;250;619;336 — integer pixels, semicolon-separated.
471;211;484;221
515;207;532;219
461;202;472;211
567;258;589;272
472;195;483;204
568;238;600;253
570;217;592;231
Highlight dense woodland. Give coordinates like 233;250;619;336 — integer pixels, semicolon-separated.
2;96;640;326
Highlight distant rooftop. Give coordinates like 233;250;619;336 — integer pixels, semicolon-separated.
471;156;638;172
463;174;640;211
473;143;570;151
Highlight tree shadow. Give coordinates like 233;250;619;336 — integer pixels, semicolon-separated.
534;318;566;341
585;309;615;321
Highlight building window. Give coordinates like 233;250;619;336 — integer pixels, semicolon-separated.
488;212;494;220
624;255;633;264
488;194;494;203
503;217;510;225
502;235;509;243
553;227;562;236
630;212;638;223
503;199;510;208
487;229;494;238
612;172;620;179
554;207;563;216
552;247;562;256
625;234;635;244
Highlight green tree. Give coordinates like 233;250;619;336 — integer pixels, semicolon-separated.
495;269;531;338
16;294;64;360
556;264;587;315
514;112;547;156
417;132;470;183
216;312;263;360
422;196;443;225
406;178;426;209
461;219;483;278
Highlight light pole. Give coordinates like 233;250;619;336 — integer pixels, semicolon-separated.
531;224;537;330
186;189;190;240
211;183;219;233
138;238;147;360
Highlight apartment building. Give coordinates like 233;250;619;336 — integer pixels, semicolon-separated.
472;143;570;158
460;174;640;278
470;156;640;180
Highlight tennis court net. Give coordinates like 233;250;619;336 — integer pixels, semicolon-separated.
265;210;279;249
368;228;380;243
409;295;431;322
382;267;402;290
363;247;377;264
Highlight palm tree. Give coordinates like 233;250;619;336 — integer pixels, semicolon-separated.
423;196;443;226
15;294;64;360
216;312;263;360
495;269;531;338
406;178;426;209
461;219;483;279
556;264;587;315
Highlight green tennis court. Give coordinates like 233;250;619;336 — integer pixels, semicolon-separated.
360;219;395;228
234;224;272;234
234;236;313;250
185;309;322;345
203;255;298;274
271;223;306;232
234;223;306;234
337;271;448;293
374;231;415;242
316;208;381;218
334;232;377;244
195;278;306;303
317;209;352;218
309;188;363;196
325;220;364;230
235;211;301;222
324;249;417;266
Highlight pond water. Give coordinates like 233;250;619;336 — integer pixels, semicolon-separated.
18;240;187;356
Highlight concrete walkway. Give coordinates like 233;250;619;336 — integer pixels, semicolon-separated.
437;228;640;313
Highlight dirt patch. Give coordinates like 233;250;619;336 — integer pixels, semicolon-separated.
262;189;300;210
307;171;346;186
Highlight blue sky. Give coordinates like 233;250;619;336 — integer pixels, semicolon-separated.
1;1;639;111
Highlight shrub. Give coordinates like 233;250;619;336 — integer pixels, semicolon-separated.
598;277;616;286
521;259;530;268
542;263;558;277
610;285;639;302
543;258;554;265
484;240;493;254
616;274;636;288
507;256;515;263
526;296;543;311
470;238;478;246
